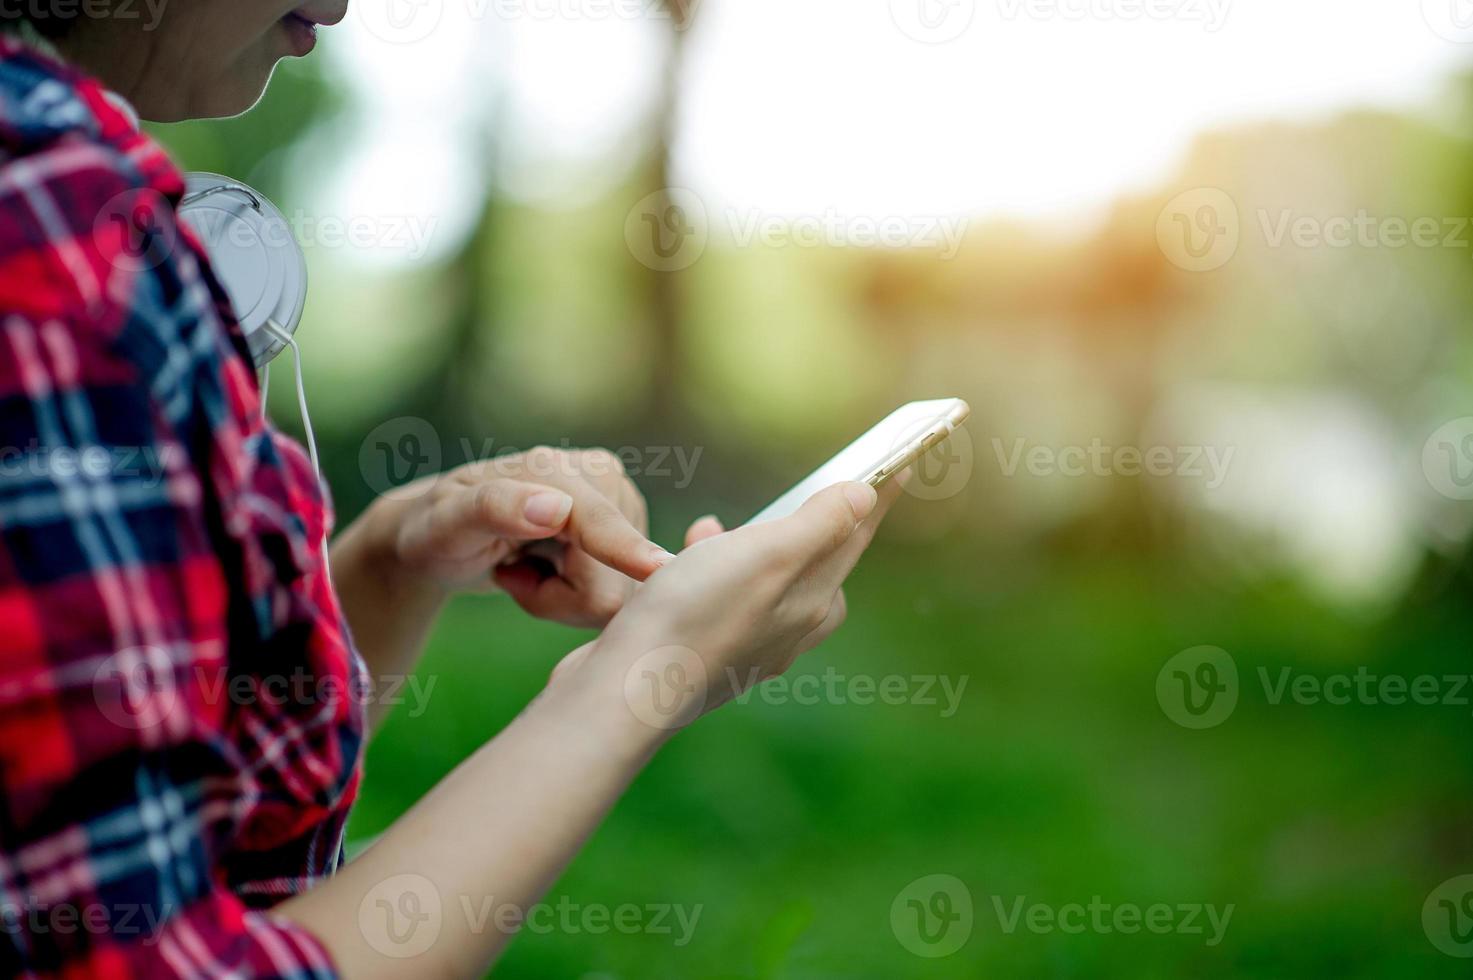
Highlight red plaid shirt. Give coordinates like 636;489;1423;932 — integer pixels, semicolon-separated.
0;37;363;978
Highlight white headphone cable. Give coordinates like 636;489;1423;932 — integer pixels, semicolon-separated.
263;319;331;578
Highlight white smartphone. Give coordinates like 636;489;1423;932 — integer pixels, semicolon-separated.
746;398;971;525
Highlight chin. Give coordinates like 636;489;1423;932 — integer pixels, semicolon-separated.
172;60;280;122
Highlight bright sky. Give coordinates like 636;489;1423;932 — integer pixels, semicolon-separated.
321;0;1473;264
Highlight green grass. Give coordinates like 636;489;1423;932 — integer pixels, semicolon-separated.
348;543;1473;978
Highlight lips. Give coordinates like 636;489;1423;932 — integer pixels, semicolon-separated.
280;2;346;56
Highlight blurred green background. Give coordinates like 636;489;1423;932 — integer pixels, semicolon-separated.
151;6;1473;975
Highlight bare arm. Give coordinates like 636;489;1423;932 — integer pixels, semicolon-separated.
279;655;661;977
282;482;895;976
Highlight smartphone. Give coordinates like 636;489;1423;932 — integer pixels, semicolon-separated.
746;398;972;525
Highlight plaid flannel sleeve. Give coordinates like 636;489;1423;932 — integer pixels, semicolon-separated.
0;139;345;976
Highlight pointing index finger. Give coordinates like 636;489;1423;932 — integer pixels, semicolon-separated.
559;481;674;581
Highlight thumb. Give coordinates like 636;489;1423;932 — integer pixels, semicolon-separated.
769;482;877;564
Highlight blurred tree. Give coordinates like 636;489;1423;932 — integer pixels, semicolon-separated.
639;0;699;432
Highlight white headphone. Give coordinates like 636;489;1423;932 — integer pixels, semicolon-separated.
178;172;308;369
178;173;326;552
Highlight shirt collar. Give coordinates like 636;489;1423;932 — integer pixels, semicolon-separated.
0;33;181;199
101;89;141;131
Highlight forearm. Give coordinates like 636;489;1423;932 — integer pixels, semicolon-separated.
330;495;448;729
277;649;665;978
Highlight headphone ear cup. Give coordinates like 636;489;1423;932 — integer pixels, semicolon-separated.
178;173;308;369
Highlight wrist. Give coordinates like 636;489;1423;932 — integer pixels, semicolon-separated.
538;637;680;763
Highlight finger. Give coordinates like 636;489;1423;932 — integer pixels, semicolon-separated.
399;478;573;564
555;449;651;540
493;562;626;629
567;492;673;582
560;542;636;615
684;515;725;549
525;474;672;582
766;482;877;566
617;479;650;536
496;450;669;579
